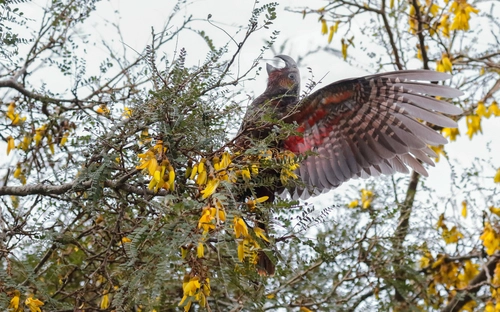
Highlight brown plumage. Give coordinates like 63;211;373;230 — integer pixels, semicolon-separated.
239;55;463;199
237;55;462;275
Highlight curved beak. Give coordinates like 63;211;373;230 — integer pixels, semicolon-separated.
275;55;297;68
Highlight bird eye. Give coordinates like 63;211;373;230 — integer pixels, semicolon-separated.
288;73;296;80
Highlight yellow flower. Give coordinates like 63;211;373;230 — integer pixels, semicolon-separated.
148;167;166;192
100;292;109;309
420;253;432;268
461;200;467;218
237;240;245;261
436;54;453;73
450;0;479;31
18;135;32;151
189;163;198;180
47;135;54;154
34;124;47;146
428;2;440;16
237;237;260;263
210;205;226;222
495;168;500;183
489;101;500;116
200;178;219;199
136;150;158;176
328;25;334;43
429;145;446;162
13;164;26;185
168;165;175;191
121;237;132;243
476;101;491;118
60;132;69;146
7;136;15;155
328;21;340;43
123;107;133;118
438;14;450;37
321;19;328;35
6;102;26;126
436;213;445;229
25;296;44;312
348;199;359;208
196;170;207;186
179;277;201;309
254;227;270;242
220;152;232;169
341;38;348;60
442;127;459;141
460;300;476;311
480;222;500;255
9;290;21;312
240;168;251;180
96;104;110;115
442;225;463;244
198;208;215;233
361;189;374;209
465;115;482;139
485;301;495;312
457;260;479;287
246;196;269;211
234;217;249;238
490;206;500;216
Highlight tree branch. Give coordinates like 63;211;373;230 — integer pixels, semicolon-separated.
0;175;166;197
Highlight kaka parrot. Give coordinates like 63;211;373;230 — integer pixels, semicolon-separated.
237;55;462;275
239;54;463;199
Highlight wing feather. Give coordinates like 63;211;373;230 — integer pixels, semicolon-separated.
282;70;462;199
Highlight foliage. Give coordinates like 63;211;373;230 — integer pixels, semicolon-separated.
0;0;499;312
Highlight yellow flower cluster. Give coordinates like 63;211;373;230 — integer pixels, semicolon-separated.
13;164;26;185
178;276;211;311
442;127;459;142
276;150;300;185
5;102;26;126
477;101;500;119
409;0;440;35
187;152;236;199
449;0;479;31
234;210;270;266
136;141;175;193
320;18;340;44
197;203;226;235
436;213;463;244
347;189;374;209
436;54;453;73
96;104;110;115
8;291;44;312
437;14;451;37
480;222;500;255
465;115;482;139
488;263;500;310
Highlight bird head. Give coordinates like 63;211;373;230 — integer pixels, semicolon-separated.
265;55;300;97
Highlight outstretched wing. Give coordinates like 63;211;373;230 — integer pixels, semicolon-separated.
282;70;463;199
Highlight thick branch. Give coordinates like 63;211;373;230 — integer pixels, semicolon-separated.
0;176;166;197
442;252;500;312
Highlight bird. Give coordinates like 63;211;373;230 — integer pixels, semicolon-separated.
236;55;462;275
238;55;463;200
